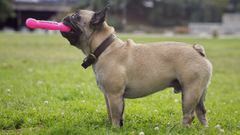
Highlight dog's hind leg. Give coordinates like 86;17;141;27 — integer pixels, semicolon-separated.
195;88;208;126
181;82;204;127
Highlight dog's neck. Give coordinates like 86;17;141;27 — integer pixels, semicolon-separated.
86;23;117;56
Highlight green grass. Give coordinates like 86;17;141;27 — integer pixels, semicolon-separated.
0;32;240;134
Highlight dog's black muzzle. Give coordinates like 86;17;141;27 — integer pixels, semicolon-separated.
61;13;82;45
64;13;82;33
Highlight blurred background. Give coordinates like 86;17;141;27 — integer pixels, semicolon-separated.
1;0;240;36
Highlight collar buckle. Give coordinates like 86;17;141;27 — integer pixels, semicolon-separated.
84;53;96;62
82;53;96;69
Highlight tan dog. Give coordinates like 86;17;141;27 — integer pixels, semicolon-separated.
61;7;212;127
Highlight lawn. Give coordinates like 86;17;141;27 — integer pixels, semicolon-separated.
0;32;239;134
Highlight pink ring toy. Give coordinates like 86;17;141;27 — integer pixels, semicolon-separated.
25;18;71;32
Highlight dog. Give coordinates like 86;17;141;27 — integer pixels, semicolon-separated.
60;7;212;127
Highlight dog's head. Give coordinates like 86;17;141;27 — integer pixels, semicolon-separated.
61;7;108;50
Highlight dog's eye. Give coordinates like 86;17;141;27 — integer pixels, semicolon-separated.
76;15;81;21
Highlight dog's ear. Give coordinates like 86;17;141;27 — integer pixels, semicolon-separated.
90;5;109;29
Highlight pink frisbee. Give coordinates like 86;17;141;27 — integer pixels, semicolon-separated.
25;18;71;32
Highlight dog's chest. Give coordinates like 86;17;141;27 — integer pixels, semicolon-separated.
93;69;105;92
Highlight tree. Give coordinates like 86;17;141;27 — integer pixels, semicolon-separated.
0;0;15;23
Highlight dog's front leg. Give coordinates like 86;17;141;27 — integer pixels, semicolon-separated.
105;93;125;127
104;94;112;123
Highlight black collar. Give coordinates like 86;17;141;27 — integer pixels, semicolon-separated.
81;34;116;69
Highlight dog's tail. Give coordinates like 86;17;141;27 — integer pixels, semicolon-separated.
193;44;206;57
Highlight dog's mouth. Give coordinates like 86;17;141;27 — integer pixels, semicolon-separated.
61;13;83;46
63;13;82;34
